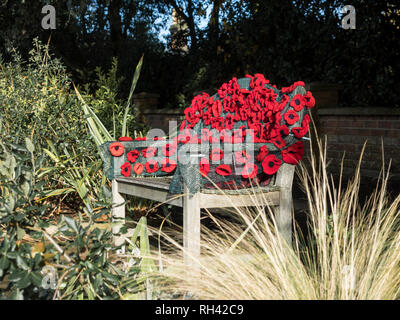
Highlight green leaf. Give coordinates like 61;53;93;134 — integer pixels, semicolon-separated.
0;255;10;270
16;227;26;240
30;271;43;287
64;216;79;233
25;137;35;153
9;269;26;282
15;272;31;289
16;254;29;270
122;55;144;137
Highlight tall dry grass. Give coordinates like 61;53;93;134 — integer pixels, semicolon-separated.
154;138;400;300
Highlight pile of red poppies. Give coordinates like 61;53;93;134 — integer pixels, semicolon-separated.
108;73;315;187
178;74;315;180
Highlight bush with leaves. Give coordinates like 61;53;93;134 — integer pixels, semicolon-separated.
0;138;53;299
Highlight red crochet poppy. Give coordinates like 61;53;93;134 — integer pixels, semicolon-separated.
235;150;251;164
291;127;307;138
304;91;315;109
302;114;311;129
292;114;311;138
185;108;195;123
120;162;131;177
279;125;290;136
142;147;157;158
272;137;286;149
109;142;124;157
200;158;210;177
262;154;282;175
162;143;177;157
161;158;177;173
145;160;159;173
241;163;258;179
281;81;305;94
281;141;304;165
284;110;299;125
212;100;222;118
118;137;133;142
177;134;191;144
256;145;269;162
290;94;306;112
210;148;224;162
133;163;144;175
216;164;231;176
152;136;166;141
218;83;228;99
127;149;140;163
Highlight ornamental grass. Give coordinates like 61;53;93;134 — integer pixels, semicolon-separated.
153;138;400;300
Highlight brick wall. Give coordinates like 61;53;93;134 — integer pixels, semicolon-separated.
316;108;400;179
142;107;400;180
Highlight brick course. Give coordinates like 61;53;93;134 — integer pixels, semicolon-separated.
318;110;400;178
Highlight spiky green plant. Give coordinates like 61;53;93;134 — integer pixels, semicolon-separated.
154;138;400;300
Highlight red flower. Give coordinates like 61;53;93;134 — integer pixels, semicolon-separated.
262;154;282;175
290;94;306;112
153;136;166;141
162;143;177;157
304;91;315;109
120;162;131;177
109;142;124;157
177;134;191;144
235;150;251;164
118;137;133;142
292;114;311;138
291;127;307;138
302;114;311;129
134;137;146;141
284;110;299;125
279;125;290;136
185;108;195;123
161;158;177;173
278;94;290;111
256;145;269;162
145;160;159;173
133;163;144;175
218;83;228;99
216;164;231;176
200;158;210;177
142;147;157;158
281;141;304;165
241;163;258;179
127;149;140;163
272;137;286;149
281;81;305;94
210;148;224;161
212;100;222;118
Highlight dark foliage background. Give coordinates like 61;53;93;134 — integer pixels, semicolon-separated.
0;0;399;108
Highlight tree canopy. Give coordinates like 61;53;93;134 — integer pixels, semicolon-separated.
0;0;398;108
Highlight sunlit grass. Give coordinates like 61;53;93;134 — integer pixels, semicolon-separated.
153;138;400;300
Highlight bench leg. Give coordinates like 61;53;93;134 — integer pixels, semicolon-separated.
183;185;201;270
276;187;293;245
112;179;126;252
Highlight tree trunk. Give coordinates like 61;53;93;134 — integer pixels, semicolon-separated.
108;0;123;56
208;0;222;54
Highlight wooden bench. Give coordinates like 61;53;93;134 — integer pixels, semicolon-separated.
111;162;295;266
